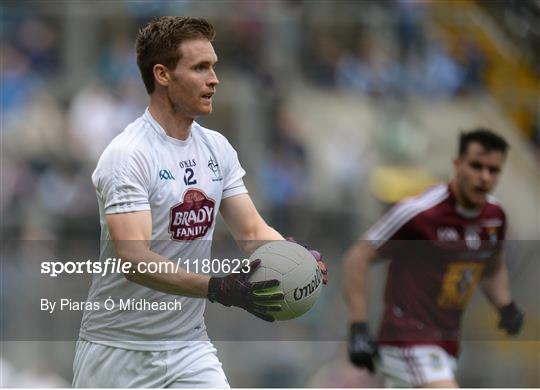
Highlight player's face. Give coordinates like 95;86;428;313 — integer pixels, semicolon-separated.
166;39;219;118
453;142;505;208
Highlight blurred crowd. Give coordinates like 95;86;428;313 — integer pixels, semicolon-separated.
2;15;147;239
306;1;486;98
2;0;538;240
1;0;538;387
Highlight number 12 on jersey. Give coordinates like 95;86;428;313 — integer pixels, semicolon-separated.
184;168;197;185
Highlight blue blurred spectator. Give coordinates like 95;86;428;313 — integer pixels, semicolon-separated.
1;43;43;126
97;30;140;88
423;40;465;97
305;35;342;87
15;18;59;76
395;0;427;61
458;39;488;93
336;38;396;97
257;102;309;233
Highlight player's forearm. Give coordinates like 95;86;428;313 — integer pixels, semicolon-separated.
220;194;284;255
116;245;210;298
237;224;284;255
343;241;374;323
481;257;512;309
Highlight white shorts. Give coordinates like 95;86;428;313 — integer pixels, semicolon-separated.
72;340;229;388
378;345;457;388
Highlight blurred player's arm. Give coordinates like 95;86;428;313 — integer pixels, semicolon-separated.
481;252;512;308
343;240;379;372
481;252;524;335
343;240;378;322
106;210;210;297
220;193;283;255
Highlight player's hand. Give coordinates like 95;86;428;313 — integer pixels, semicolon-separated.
498;302;524;335
207;259;284;322
309;249;328;285
285;237;328;284
348;322;378;373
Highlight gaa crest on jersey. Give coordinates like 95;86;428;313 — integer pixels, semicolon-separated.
168;189;215;241
208;157;223;182
486;226;499;245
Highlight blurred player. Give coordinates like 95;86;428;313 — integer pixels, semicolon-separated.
343;129;524;387
72;16;327;388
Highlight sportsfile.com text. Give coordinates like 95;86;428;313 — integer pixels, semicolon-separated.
40;258;251;277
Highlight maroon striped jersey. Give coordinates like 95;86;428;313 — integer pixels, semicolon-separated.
365;183;506;356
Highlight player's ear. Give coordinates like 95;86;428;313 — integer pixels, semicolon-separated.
453;157;460;170
153;64;170;88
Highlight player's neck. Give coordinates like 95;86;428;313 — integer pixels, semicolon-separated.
148;97;193;141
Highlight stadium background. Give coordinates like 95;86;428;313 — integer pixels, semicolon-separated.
1;0;538;387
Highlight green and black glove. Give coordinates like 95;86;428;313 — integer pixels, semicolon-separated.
208;259;284;322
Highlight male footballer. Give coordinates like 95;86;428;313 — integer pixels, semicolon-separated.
73;16;327;388
344;129;524;387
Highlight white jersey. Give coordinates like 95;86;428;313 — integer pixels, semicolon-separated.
79;109;247;350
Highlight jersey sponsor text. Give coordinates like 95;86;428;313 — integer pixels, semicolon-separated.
169;189;215;241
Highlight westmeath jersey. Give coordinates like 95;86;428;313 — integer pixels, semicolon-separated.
365;183;506;356
79;109;247;350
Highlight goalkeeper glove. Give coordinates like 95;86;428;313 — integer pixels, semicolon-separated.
207;259;283;322
498;302;524;335
348;322;378;373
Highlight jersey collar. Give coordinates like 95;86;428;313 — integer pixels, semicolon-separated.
455;203;482;219
144;108;194;147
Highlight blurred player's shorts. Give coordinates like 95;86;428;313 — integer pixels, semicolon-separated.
378;345;457;387
72;339;229;388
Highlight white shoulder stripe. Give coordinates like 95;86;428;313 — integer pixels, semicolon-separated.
365;184;448;248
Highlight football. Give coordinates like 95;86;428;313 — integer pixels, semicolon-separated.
249;241;323;320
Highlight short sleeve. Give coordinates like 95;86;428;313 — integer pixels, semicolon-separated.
92;146;151;214
221;139;248;199
364;201;417;250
